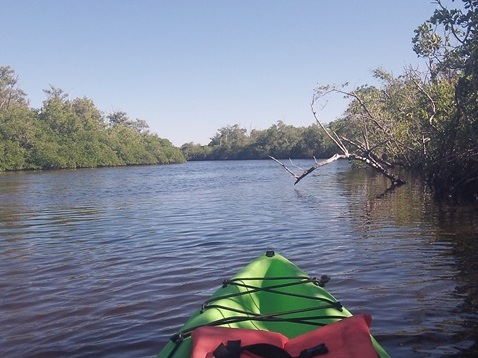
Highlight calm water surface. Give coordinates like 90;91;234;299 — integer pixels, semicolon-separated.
1;160;477;357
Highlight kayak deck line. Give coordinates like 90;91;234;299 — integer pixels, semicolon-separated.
222;274;331;287
158;250;390;358
202;276;342;313
171;276;347;342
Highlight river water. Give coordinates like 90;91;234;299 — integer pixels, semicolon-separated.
1;160;477;357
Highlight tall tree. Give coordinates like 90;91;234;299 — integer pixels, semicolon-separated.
413;0;478;199
107;111;132;127
0;66;28;110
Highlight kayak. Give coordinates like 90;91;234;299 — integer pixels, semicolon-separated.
158;251;390;358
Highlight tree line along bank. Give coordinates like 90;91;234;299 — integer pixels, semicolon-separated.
2;1;478;201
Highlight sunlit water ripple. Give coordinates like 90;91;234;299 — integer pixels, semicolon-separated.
1;160;477;357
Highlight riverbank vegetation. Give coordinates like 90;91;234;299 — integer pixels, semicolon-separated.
0;67;185;171
1;1;476;201
321;0;477;201
181;122;337;161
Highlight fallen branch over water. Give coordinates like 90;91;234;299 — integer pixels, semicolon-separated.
269;154;347;185
270;88;407;188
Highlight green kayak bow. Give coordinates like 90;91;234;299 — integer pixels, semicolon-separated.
158;251;389;358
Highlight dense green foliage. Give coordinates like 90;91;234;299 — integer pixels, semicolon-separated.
181;121;336;161
309;0;477;201
415;0;478;200
0;68;185;171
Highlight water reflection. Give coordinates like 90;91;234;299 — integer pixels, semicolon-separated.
0;161;477;357
338;167;478;356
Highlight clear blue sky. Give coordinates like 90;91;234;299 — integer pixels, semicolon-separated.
2;1;438;146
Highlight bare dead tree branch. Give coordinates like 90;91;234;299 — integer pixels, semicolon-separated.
310;91;348;154
270;154;348;185
270;87;407;188
269;156;300;179
289;158;305;172
321;86;414;152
